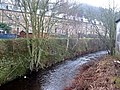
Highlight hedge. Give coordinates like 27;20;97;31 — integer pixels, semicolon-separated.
0;38;105;85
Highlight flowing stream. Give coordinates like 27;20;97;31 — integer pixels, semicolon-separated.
0;51;107;90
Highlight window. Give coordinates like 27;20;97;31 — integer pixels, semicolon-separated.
0;30;4;34
17;16;20;21
8;14;12;20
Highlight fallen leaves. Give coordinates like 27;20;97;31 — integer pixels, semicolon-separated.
64;56;120;90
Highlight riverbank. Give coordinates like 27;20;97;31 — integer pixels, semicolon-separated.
0;51;107;90
0;38;105;85
64;56;120;90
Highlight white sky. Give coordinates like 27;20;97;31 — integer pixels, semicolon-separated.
3;0;120;10
50;0;120;10
73;0;120;10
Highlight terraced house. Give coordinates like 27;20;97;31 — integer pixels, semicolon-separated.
0;0;105;38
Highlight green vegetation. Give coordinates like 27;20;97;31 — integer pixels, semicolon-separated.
0;23;12;33
111;77;120;88
16;0;61;71
0;38;104;85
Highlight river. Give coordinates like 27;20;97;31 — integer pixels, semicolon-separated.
0;51;107;90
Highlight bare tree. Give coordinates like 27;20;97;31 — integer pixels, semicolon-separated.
83;1;116;55
8;0;62;71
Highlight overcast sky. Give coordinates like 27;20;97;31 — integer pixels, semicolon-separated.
73;0;120;10
3;0;120;11
50;0;120;10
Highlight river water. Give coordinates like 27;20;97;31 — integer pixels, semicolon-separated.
0;51;107;90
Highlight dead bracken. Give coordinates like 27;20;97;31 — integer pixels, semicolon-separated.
64;56;120;90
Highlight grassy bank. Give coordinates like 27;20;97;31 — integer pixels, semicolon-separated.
0;38;104;85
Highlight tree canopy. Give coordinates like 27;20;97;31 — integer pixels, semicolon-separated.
0;23;11;33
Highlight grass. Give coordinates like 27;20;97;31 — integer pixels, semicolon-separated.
111;76;120;88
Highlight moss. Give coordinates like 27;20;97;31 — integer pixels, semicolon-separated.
114;53;120;60
111;77;120;88
0;55;29;84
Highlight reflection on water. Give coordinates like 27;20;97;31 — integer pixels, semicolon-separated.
0;51;107;90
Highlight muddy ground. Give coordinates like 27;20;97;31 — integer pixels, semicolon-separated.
64;56;120;90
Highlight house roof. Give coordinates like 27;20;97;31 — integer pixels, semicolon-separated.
116;19;120;23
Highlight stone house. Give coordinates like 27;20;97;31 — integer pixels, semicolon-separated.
0;2;105;38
